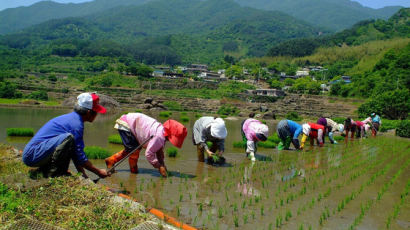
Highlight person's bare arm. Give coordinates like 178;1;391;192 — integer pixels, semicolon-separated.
79;160;110;178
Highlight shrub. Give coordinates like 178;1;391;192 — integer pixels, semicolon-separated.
159;111;172;118
84;146;112;159
108;134;122;144
286;111;302;121
379;120;401;132
396;120;410;138
358;89;409;120
6;128;34;136
167;147;178;157
0;81;22;99
163;101;182;111
27;90;48;101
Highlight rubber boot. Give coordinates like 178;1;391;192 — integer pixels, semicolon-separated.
105;150;128;169
128;150;140;174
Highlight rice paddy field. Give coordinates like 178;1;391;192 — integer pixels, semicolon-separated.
0;107;409;229
101;136;410;230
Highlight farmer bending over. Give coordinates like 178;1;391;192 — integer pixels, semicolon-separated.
193;117;227;163
105;113;187;177
370;113;381;136
300;122;325;149
276;119;302;150
317;117;344;144
241;118;269;161
22;93;110;179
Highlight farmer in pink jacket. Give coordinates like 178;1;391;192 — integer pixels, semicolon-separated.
105;113;187;177
241;118;269;161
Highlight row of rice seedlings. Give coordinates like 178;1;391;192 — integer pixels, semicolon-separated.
84;146;112;159
108;134;122;144
348;159;409;230
334;155;399;215
159;111;173;118
180;116;189;123
6;128;34;136
296;148;391;217
386;180;409;229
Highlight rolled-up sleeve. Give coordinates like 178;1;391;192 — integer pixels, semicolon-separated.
145;137;165;168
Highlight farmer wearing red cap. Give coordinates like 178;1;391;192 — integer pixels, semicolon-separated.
105;113;187;177
300;122;325;149
22;92;110;178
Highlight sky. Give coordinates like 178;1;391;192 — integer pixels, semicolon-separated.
0;0;409;11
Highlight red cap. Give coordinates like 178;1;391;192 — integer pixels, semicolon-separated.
163;120;187;148
90;93;106;114
77;92;107;114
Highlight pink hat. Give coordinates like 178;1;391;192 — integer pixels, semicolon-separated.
77;92;106;114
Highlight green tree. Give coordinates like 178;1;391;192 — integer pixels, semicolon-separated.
358;89;409;120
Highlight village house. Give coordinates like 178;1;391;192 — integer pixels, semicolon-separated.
245;88;286;97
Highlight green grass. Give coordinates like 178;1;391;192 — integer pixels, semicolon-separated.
166;147;178;157
163;101;182;111
6;128;34;137
0;98;23;104
108;134;122;144
84;146;112;159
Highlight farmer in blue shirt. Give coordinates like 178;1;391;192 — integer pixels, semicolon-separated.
276;119;302;150
23;93;111;178
370;113;382;136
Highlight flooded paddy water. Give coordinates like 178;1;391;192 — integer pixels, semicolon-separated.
1;107;409;229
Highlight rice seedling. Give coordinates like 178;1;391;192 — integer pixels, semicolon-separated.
166;147;178;157
180;116;189;122
234;215;239;227
108;134;122;144
243;214;248;224
233;141;246;148
285;210;292;221
260;205;264;216
6;128;34;136
159;111;172;118
179;194;183;202
218;207;223;218
84;146;112;159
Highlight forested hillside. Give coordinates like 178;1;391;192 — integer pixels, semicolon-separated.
0;0;322;64
0;0;149;34
0;0;401;35
233;0;401;31
268;8;410;57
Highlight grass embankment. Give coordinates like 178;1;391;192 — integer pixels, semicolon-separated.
0;144;151;229
0;98;60;106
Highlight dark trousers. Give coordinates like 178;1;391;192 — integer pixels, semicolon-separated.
39;134;75;177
